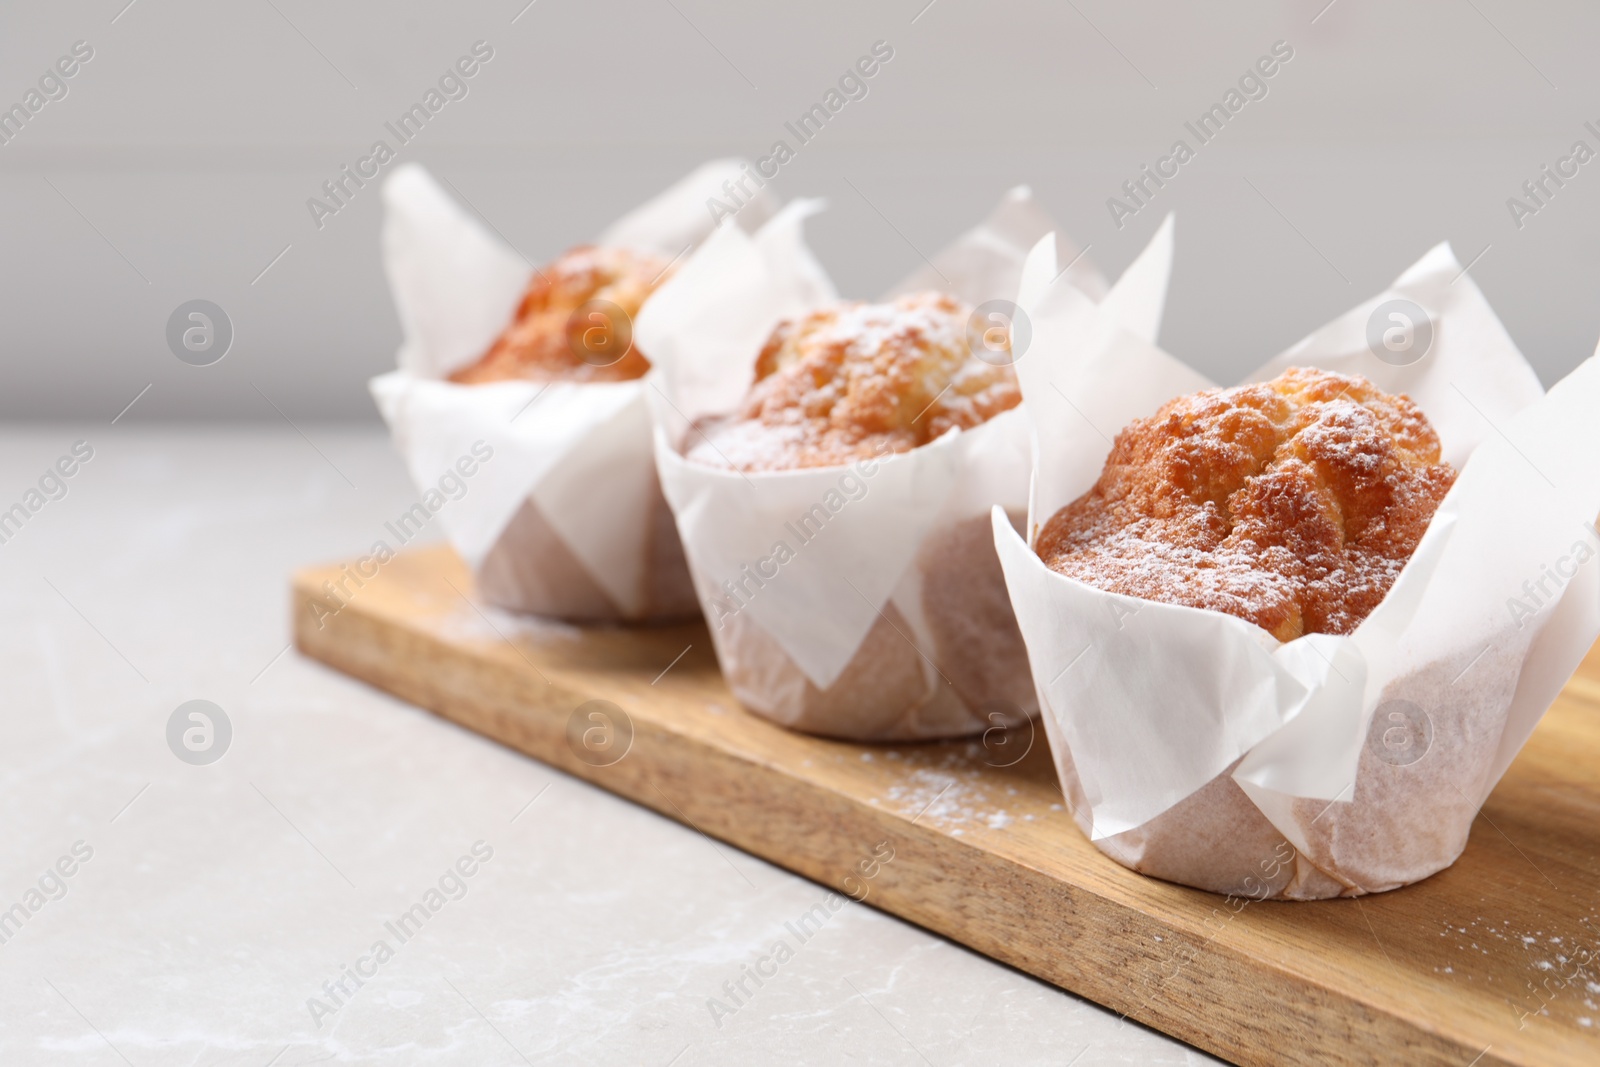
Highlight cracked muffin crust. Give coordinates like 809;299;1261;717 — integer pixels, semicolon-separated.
1036;367;1456;640
687;291;1019;471
450;244;670;385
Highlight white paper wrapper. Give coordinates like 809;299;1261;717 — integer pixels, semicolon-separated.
371;160;776;621
637;190;1170;739
995;235;1600;898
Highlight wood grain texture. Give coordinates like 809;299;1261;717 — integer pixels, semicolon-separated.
293;544;1600;1067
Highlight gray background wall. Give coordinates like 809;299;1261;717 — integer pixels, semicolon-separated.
2;0;1598;421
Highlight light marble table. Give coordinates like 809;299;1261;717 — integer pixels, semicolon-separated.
0;425;1220;1066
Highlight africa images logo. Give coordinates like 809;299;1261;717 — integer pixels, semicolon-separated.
1105;40;1294;229
306;42;494;230
306;841;495;1028
0;40;94;148
705;40;894;224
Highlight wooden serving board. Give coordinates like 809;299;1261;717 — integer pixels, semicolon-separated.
293;544;1600;1067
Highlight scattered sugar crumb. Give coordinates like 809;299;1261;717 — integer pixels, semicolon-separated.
879;766;1016;832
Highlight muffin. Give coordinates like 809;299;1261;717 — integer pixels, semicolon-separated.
683;291;1036;740
448;243;695;622
450;244;671;385
1036;367;1456;640
375;160;781;627
990;236;1582;901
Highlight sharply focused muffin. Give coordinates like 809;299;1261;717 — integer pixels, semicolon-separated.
687;292;1019;471
1036;368;1456;640
450;245;671;384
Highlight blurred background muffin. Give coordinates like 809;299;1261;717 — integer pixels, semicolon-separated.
681;290;1035;740
450;244;672;385
688;291;1018;471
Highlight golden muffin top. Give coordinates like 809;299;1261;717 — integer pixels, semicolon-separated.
1036;367;1456;640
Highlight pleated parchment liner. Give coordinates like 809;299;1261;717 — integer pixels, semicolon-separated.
637;190;1170;740
370;160;777;622
994;233;1600;898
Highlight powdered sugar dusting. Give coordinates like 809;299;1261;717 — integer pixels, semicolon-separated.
1038;367;1455;640
1428;908;1600;1031
687;292;1020;471
873;742;1031;834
